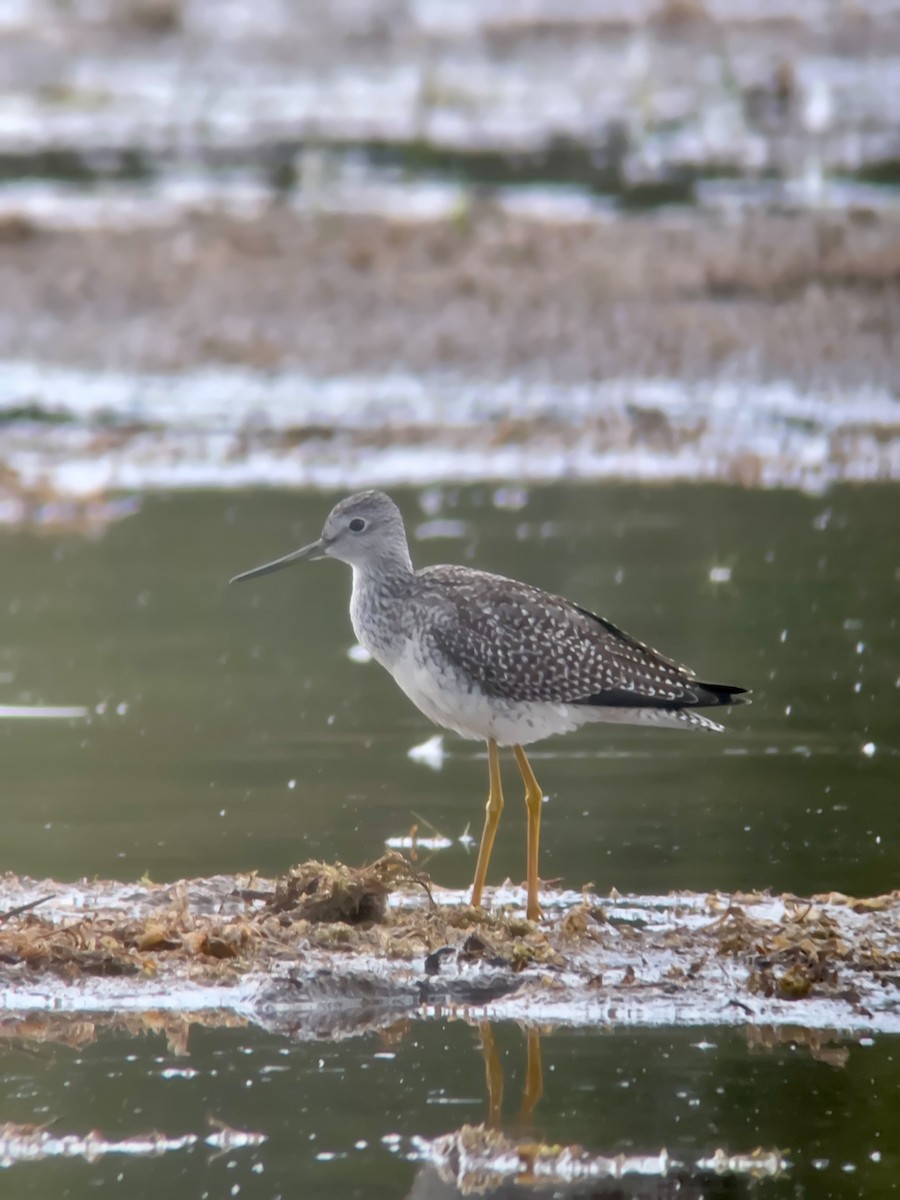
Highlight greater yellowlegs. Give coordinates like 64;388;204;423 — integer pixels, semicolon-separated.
232;490;747;920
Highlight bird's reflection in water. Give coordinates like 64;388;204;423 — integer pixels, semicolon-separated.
479;1022;543;1132
407;1023;785;1200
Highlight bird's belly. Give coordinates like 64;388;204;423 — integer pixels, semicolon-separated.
385;646;586;746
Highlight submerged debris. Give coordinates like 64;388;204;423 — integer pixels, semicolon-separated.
0;1119;265;1168
412;1124;787;1193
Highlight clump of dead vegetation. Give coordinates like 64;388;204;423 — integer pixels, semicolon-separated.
258;854;425;925
0;856;602;987
0;896;254;983
246;857;602;971
711;893;900;1001
1;868;897;1029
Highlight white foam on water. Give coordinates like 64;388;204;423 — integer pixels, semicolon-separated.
347;644;373;664
406;734;446;771
384;835;453;851
0;705;89;720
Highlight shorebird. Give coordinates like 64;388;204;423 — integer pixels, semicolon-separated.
232;490;747;920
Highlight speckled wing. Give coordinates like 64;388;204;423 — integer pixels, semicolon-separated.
420;565;744;710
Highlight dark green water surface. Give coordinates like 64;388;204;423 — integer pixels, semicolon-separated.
1;483;898;1196
1;1021;897;1199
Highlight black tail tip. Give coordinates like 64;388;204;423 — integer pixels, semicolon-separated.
699;682;751;707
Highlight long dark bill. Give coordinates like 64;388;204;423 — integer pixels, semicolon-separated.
229;539;325;584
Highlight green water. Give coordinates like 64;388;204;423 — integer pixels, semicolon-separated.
1;482;898;1196
1;1021;897;1199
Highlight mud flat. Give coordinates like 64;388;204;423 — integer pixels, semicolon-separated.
2;859;897;1045
1;206;898;528
2;208;899;387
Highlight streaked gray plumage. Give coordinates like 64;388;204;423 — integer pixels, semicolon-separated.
232;489;748;919
418;565;737;711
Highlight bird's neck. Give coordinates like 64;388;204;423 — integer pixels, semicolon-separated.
349;554;413;663
352;542;414;587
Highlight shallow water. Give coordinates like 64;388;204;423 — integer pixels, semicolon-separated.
1;1020;897;1198
3;483;896;893
1;481;898;1195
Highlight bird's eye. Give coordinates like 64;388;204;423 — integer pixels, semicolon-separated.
348;518;366;533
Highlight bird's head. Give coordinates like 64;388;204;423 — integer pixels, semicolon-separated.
318;490;411;569
230;490;411;583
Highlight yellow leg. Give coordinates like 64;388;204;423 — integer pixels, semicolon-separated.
470;737;504;909
517;1027;544;1122
479;1022;504;1128
513;745;543;922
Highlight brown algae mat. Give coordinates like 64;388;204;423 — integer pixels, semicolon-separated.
1;857;897;1043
